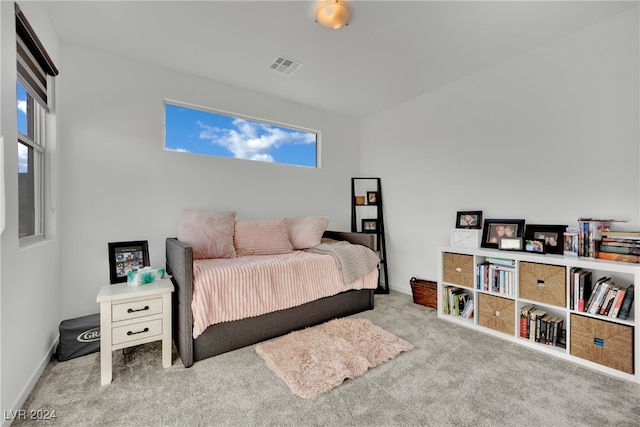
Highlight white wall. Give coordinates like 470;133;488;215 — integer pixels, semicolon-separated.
362;7;640;295
58;44;362;319
1;1;61;421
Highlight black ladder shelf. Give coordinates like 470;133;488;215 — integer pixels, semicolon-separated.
351;177;389;294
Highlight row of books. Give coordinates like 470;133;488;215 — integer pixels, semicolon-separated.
597;230;640;263
577;218;615;258
476;257;516;296
569;267;634;319
443;287;473;318
519;306;566;348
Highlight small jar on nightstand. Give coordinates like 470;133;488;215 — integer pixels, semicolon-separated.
96;278;174;386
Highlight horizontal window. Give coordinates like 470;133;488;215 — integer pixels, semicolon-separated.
164;101;318;168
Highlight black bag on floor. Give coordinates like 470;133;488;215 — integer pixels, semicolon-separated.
56;313;100;361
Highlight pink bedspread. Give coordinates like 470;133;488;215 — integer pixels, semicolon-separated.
191;250;378;339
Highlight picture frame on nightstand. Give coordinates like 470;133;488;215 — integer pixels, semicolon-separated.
108;240;150;284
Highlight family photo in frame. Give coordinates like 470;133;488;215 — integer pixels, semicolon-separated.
108;240;150;284
481;219;525;249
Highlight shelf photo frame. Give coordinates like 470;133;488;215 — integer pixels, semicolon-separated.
108;240;150;284
456;210;483;229
481;219;525;249
362;218;379;233
366;191;378;205
524;224;568;255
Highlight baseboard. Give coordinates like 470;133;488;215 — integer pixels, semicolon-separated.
2;340;57;427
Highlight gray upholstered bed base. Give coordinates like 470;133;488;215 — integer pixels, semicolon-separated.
165;231;376;368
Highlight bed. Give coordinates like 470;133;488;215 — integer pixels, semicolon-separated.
166;230;378;368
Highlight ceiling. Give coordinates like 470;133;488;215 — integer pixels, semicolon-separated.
42;1;638;119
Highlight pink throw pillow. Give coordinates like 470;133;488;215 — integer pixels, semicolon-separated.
287;216;330;249
178;210;237;259
234;218;293;256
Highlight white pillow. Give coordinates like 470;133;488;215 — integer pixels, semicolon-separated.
287;216;330;249
178;210;237;259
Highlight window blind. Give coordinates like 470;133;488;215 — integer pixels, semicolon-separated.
15;2;58;109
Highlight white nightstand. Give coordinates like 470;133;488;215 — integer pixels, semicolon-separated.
96;278;174;386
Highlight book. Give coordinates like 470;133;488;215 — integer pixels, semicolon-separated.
461;299;474;319
528;309;546;340
569;267;579;310
485;257;516;267
599;245;640;256
601;231;640;237
588;279;611;315
585;277;608;313
577;270;592;312
597;252;640;263
617;285;634;320
610;286;627;318
520;305;533;338
599;285;619;316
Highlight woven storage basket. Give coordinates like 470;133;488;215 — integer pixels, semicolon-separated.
519;262;566;307
478;293;515;335
442;253;474;287
409;277;437;309
570;314;633;374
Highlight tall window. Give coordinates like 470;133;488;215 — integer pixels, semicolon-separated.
165;101;319;168
16;3;58;242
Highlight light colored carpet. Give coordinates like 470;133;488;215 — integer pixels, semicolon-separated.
255;318;413;398
12;291;640;426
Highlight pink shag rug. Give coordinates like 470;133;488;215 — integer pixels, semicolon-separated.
255;318;414;398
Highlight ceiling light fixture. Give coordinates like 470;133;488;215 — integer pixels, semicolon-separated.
315;0;350;30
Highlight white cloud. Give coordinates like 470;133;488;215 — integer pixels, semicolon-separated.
198;118;315;161
165;147;189;153
17;99;27;115
18;144;28;173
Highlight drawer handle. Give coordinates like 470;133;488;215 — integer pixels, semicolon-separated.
456;267;462;272
127;327;149;336
127;305;150;313
594;338;605;348
493;310;500;317
537;280;545;287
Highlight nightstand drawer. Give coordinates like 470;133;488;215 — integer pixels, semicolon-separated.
112;297;163;321
112;319;162;345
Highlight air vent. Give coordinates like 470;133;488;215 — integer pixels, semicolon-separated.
269;56;303;76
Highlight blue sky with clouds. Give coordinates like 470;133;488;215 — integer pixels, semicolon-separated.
17;82;28;173
164;103;317;167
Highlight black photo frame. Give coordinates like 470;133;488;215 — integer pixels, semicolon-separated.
524;239;546;254
108;240;150;284
481;219;526;249
361;218;379;233
366;191;378;205
524;224;568;255
456;210;483;229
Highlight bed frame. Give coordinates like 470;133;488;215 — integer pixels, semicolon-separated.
165;231;376;368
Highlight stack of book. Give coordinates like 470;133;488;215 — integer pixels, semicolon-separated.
519;305;565;348
443;287;473;318
597;231;640;263
580;277;634;320
476;257;516;296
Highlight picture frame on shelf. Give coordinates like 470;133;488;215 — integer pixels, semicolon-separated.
481;219;525;249
354;196;365;205
456;210;483;229
108;240;150;284
366;191;378;205
499;237;522;251
524;224;568;255
524;239;545;254
362;218;379;233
